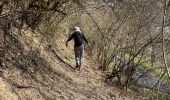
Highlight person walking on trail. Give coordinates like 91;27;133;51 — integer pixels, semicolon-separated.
66;26;88;71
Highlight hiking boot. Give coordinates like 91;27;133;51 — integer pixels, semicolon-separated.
75;65;79;68
78;66;82;71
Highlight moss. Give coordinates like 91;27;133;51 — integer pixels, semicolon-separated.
64;54;74;61
108;91;116;98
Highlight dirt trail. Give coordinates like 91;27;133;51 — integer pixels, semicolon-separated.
0;29;148;100
46;38;114;100
45;36;146;100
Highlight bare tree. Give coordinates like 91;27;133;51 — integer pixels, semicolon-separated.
161;0;170;77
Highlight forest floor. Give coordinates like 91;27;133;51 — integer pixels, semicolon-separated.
0;28;149;100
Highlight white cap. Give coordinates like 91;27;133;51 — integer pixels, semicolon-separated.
74;26;81;32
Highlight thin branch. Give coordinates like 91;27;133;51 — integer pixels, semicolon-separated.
73;0;105;39
161;0;170;78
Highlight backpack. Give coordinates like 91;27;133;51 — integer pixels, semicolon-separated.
75;32;83;45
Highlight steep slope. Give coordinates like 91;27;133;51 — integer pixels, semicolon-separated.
0;27;148;100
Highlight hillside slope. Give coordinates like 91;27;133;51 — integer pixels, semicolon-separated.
0;28;147;100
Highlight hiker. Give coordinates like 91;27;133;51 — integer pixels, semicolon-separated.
66;26;88;71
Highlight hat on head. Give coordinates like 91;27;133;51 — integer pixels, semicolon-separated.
74;26;81;32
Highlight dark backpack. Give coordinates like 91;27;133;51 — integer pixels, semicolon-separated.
75;32;83;45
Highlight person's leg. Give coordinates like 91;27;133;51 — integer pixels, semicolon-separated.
79;45;84;71
74;46;80;68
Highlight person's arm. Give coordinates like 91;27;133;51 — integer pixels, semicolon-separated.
66;33;74;47
82;34;88;44
67;33;74;42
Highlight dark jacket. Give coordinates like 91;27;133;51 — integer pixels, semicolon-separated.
67;31;88;46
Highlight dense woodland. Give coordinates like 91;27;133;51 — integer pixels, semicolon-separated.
0;0;170;100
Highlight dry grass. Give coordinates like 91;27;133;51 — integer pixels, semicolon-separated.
0;27;149;100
